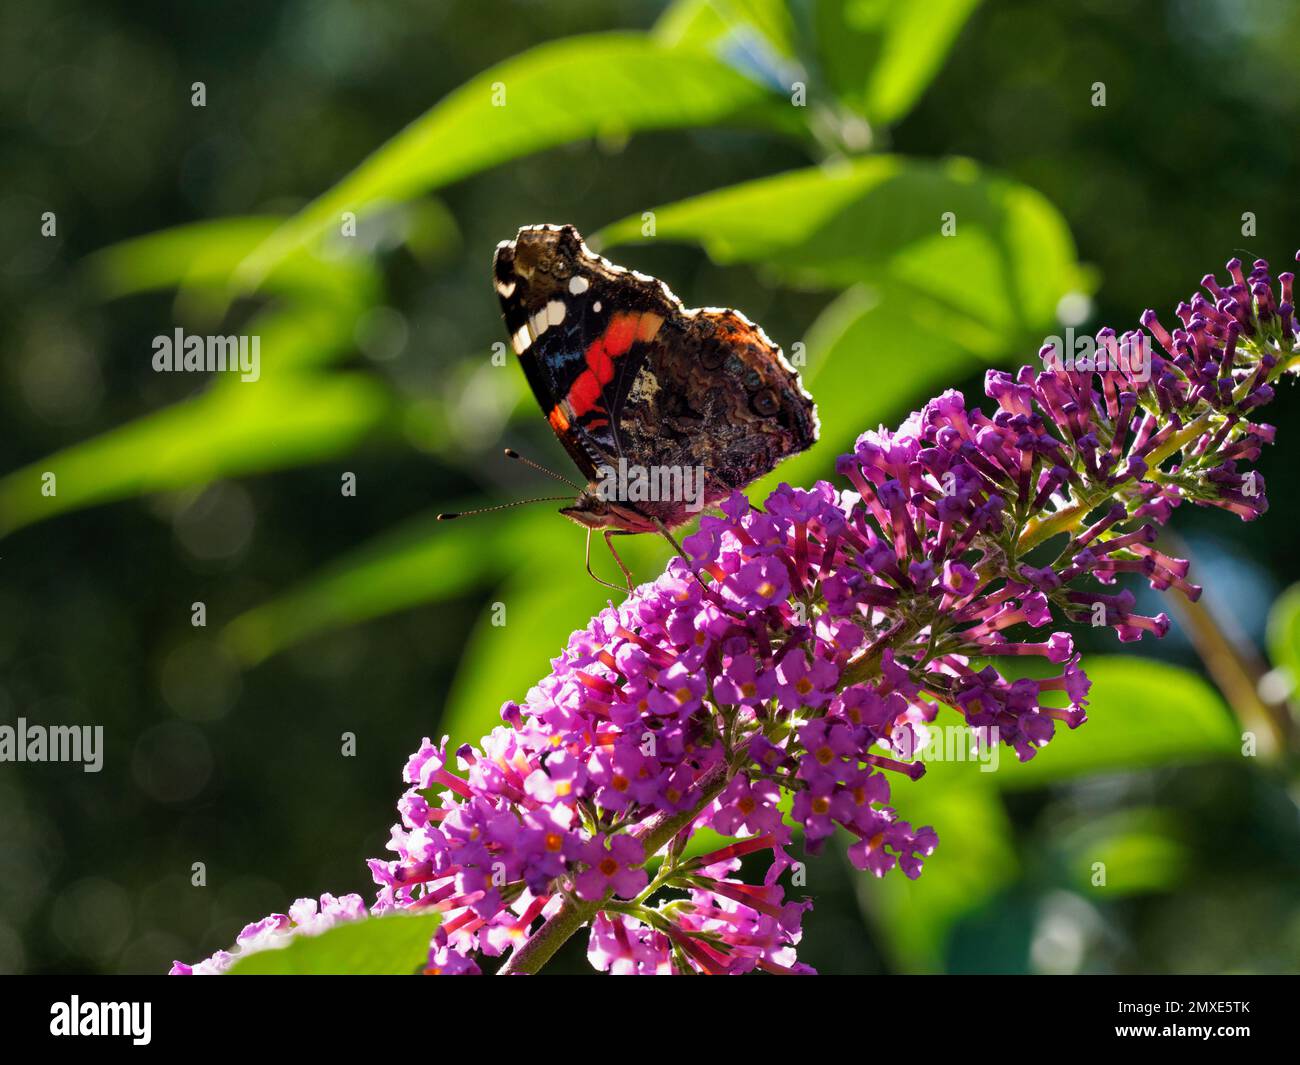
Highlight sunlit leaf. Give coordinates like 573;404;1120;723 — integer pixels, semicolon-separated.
1056;808;1190;896
997;656;1239;788
0;374;393;535
86;215;382;323
857;654;1233;969
749;280;1008;495
235;34;790;289
657;0;800;59
655;0;804;92
227;912;441;975
439;550;614;749
813;0;982;125
597;155;1084;333
856;772;1015;972
1265;581;1300;685
225;508;546;666
438;533;676;746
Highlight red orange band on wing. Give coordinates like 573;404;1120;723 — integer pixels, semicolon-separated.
546;311;662;430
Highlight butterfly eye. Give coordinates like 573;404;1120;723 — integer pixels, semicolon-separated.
751;388;780;417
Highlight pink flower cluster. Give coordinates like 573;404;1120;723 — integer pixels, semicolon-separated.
175;252;1297;975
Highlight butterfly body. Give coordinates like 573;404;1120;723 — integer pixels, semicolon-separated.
493;224;818;541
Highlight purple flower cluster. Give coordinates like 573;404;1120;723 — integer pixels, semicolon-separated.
175;252;1297;976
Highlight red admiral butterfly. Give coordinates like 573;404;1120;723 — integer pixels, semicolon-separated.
451;224;818;589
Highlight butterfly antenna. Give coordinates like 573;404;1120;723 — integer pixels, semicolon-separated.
503;447;582;490
438;495;571;521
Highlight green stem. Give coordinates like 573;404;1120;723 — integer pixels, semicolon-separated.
1018;411;1216;552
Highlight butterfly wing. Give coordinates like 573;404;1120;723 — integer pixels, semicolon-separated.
493;224;671;482
493;224;818;526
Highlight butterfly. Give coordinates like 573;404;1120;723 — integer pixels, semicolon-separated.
453;223;818;589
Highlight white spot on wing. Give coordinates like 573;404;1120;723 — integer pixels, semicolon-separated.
512;325;531;354
546;299;566;326
568;275;589;295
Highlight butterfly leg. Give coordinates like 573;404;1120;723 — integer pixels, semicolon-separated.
603;530;636;591
583;527;630;593
651;517;690;561
652;517;710;590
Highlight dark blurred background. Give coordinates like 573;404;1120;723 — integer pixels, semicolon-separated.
2;0;1298;975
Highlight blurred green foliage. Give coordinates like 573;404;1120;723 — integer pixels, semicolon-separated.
2;0;1298;975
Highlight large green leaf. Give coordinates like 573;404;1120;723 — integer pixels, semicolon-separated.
225;507;550;665
597;155;1084;333
438;532;675;748
439;553;613;750
859;654;1234;970
997;656;1240;788
1265;581;1300;683
857;772;1015;972
813;0;982;125
1053;807;1191;896
0;373;393;534
86;216;382;341
656;0;802;71
749;280;1008;496
227;912;441;975
234;33;790;289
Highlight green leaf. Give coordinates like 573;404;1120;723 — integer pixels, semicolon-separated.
857;772;1015;972
440;559;611;751
224;507;543;666
235;33;787;288
598;155;1084;334
996;656;1239;788
749;280;1007;495
1055;808;1190;896
0;373;393;535
227;912;441;975
86;216;382;333
1265;581;1300;685
226;466;680;668
438;533;673;748
656;0;802;71
813;0;982;125
858;654;1232;969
